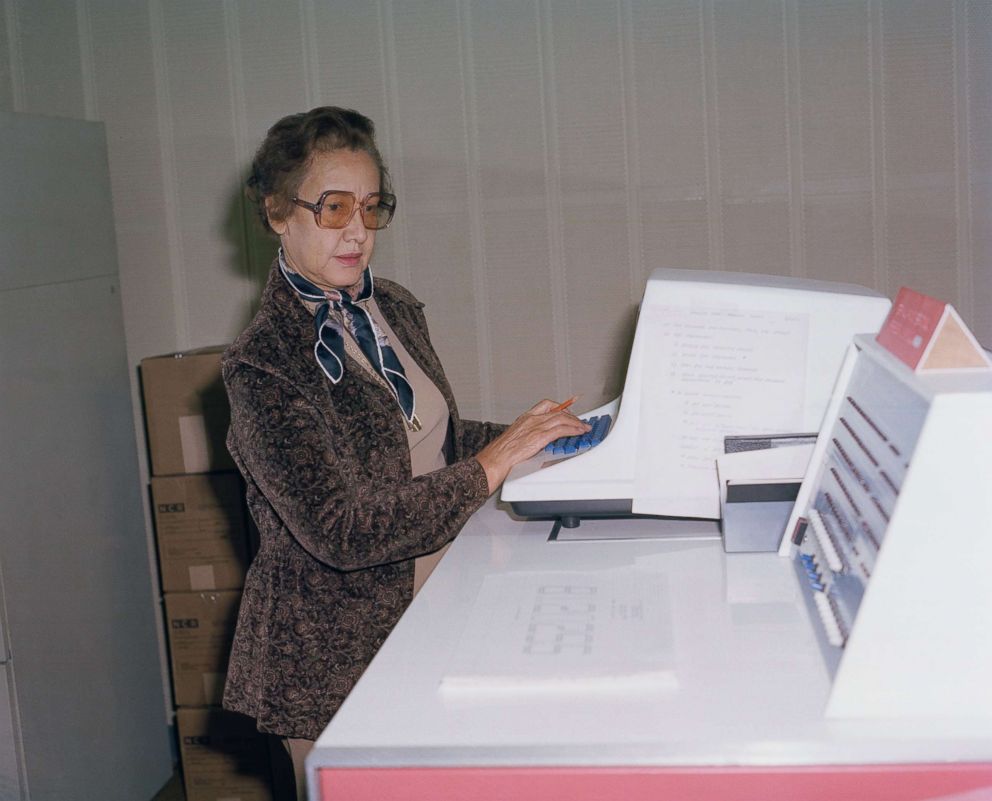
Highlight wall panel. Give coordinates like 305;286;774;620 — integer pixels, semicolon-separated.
797;0;874;285
550;0;634;404
713;0;791;275
722;199;791;277
158;0;256;346
310;3;389;128
12;0;85;118
881;0;958;300
967;0;992;343
713;0;790;198
388;0;482;413
234;0;309;141
628;0;710;279
803;196;876;287
0;3;14;110
88;1;177;363
468;0;557;421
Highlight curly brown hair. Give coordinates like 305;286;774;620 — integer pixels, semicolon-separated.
246;106;392;234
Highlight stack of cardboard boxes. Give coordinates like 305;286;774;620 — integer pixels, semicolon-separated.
141;347;276;801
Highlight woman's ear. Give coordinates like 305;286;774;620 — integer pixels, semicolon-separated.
265;197;288;236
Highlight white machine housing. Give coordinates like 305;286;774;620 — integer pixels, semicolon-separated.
780;335;992;719
501;268;892;521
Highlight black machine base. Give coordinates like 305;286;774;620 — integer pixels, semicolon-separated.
508;498;634;523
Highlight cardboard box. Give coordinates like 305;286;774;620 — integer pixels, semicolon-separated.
165;590;242;706
152;473;251;591
141;347;235;475
177;707;274;801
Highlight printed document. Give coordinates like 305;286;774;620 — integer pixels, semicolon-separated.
440;568;676;696
632;305;809;518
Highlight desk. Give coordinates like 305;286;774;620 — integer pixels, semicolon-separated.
308;500;992;800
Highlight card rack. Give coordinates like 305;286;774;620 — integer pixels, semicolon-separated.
781;335;992;719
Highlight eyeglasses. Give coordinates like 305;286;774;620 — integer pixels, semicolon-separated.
292;190;397;230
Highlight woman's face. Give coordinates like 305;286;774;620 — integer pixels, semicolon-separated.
269;148;379;293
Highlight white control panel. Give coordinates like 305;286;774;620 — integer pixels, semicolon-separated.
782;335;992;719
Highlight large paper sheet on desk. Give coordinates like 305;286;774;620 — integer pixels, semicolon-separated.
632;305;808;519
440;569;675;697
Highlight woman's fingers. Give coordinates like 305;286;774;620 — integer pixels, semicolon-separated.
527;398;558;415
506;408;587;451
475;404;590;493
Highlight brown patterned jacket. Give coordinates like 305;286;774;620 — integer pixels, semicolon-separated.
221;262;505;739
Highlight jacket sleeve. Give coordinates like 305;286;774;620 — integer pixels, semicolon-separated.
225;361;491;572
457;418;508;457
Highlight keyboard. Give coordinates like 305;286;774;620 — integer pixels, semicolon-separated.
544;414;612;456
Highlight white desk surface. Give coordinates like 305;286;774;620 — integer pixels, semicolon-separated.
310;500;992;771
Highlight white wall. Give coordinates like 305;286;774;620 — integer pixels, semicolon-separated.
2;0;990;422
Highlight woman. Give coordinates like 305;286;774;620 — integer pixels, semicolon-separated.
221;106;588;798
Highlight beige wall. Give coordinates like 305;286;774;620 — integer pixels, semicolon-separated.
2;0;990;424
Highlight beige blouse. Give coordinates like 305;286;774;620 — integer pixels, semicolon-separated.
360;299;453;594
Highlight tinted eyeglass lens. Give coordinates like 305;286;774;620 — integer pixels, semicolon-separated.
317;192;356;229
361;194;395;230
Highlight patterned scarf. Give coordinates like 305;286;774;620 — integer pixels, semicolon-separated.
278;251;417;426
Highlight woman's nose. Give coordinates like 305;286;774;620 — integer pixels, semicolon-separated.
342;208;368;243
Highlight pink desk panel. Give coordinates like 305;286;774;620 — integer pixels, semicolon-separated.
319;763;992;801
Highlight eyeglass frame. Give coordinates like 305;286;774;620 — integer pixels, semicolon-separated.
291;189;398;230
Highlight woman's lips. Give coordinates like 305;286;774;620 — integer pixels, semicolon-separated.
336;253;363;267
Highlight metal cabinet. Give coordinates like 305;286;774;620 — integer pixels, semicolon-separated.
0;112;171;801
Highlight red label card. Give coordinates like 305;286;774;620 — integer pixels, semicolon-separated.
876;287;947;369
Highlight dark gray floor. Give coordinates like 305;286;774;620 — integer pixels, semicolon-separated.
150;770;184;801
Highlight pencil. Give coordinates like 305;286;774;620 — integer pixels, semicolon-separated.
550;395;578;413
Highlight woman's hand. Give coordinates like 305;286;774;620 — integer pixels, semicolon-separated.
474;400;591;494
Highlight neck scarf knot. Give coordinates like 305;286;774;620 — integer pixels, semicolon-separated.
278;252;416;425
